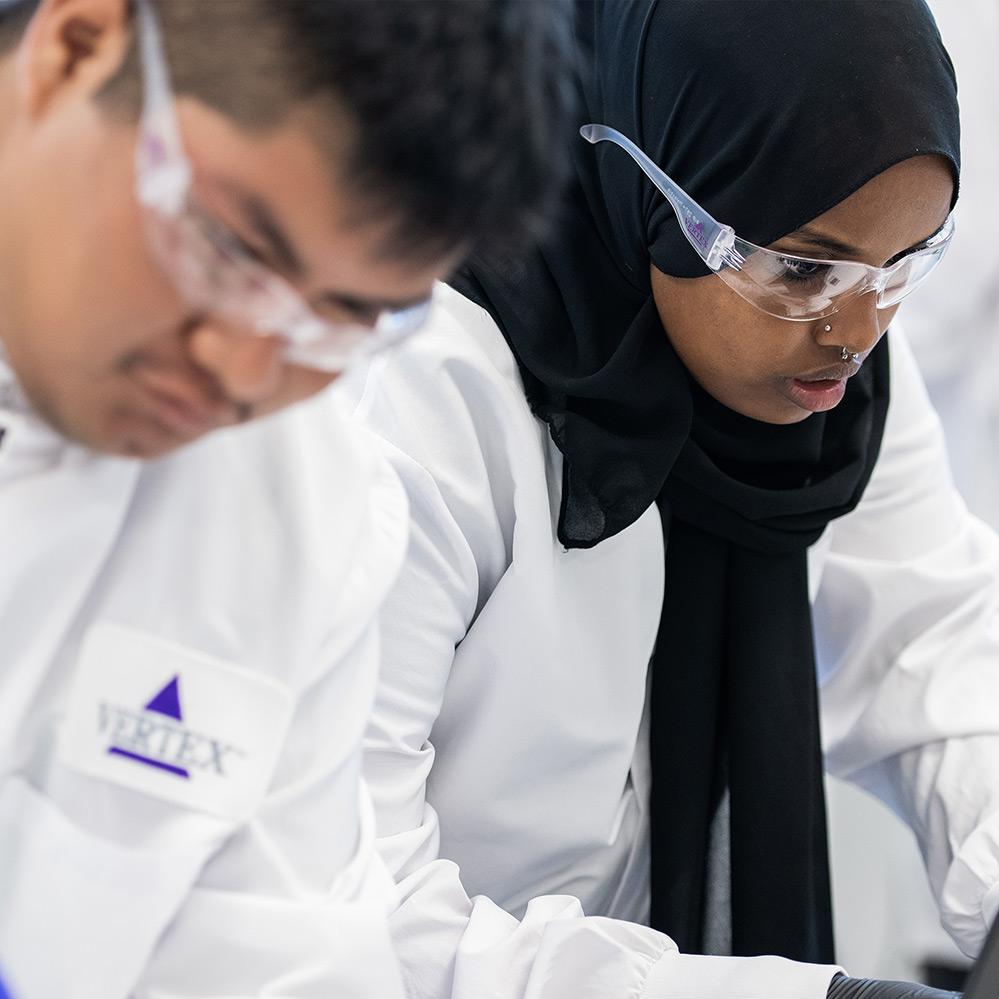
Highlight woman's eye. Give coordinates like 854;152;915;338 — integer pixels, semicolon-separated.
777;257;830;285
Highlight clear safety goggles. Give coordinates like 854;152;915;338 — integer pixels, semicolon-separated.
581;124;955;322
133;0;431;372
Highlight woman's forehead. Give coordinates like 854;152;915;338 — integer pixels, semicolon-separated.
777;156;955;267
605;0;961;280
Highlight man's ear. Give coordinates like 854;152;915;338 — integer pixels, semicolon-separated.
15;0;130;118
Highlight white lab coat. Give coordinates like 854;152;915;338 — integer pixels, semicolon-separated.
344;284;999;999
0;364;406;999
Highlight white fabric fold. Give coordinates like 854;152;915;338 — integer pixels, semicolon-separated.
345;285;999;996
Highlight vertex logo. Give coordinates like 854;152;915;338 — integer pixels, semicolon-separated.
683;214;709;250
99;675;245;780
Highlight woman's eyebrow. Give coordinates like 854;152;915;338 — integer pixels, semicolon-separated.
784;226;863;257
782;217;949;261
883;217;950;266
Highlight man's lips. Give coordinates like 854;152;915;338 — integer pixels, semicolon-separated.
144;388;218;436
132;369;233;437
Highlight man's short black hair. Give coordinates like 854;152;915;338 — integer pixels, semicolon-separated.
0;0;575;262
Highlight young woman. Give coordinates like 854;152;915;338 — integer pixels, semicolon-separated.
347;2;990;997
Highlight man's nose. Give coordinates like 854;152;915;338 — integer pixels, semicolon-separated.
185;322;286;413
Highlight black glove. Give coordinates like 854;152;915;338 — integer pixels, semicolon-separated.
828;973;962;999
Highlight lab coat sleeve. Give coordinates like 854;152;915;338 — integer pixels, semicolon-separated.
136;450;410;998
132;628;404;999
816;324;999;958
347;306;841;999
0;445;407;999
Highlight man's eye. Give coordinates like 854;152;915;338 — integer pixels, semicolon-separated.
318;299;382;327
197;211;269;267
220;229;268;267
230;234;268;265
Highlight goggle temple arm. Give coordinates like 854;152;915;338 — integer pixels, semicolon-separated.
579;124;738;272
134;0;190;214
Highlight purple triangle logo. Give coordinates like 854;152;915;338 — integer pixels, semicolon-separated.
144;675;182;720
107;675;189;779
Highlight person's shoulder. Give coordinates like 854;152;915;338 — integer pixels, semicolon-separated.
125;391;408;683
339;282;547;586
341;283;535;464
825;322;962;559
882;321;941;435
338;283;548;519
144;387;382;544
868;321;949;486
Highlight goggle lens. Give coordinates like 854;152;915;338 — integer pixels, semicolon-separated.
134;0;430;373
876;242;948;309
718;229;952;322
143;194;431;371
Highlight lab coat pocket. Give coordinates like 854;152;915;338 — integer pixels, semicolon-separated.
58;622;295;823
0;775;210;999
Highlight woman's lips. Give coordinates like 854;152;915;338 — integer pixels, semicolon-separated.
782;376;848;413
780;361;858;413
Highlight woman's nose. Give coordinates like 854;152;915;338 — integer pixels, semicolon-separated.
185;322;286;412
813;291;892;358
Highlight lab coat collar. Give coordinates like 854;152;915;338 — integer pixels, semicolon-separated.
0;346;30;417
0;345;78;468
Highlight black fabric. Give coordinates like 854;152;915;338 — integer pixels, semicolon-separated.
827;974;962;999
451;0;959;964
653;336;888;960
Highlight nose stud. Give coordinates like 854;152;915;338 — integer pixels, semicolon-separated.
824;322;859;363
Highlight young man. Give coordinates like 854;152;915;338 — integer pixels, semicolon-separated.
0;0;572;995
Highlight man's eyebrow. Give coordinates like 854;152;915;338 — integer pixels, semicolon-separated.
318;289;433;315
221;182;304;277
218;180;434;315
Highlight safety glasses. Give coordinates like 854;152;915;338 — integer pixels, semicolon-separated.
581;124;954;322
133;0;431;372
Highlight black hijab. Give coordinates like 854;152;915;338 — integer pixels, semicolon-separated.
452;0;960;964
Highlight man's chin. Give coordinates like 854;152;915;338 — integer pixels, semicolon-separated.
93;419;201;459
23;393;183;460
115;436;192;460
16;385;86;445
